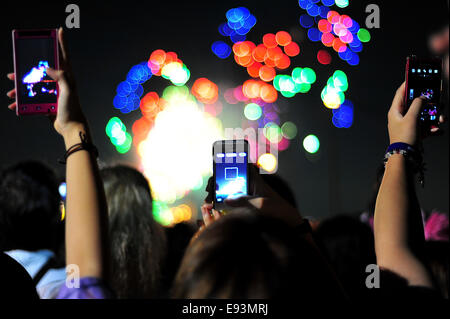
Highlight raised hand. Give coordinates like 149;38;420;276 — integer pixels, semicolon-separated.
6;28;86;140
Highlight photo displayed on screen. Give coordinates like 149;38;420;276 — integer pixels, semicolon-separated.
215;151;248;203
407;62;441;123
16;37;57;105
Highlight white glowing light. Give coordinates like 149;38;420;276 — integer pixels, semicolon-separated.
139;91;223;203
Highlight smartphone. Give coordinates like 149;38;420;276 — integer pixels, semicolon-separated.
405;55;442;130
213;140;250;210
12;29;59;115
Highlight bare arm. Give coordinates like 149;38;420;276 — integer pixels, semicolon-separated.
7;28;108;279
62;124;108;278
374;82;441;287
375;154;431;286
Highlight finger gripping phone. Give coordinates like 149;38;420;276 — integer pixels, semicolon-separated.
12;29;59;115
404;55;442;130
213;140;250;210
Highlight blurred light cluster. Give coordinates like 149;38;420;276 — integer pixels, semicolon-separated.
148;50;190;86
321;70;348;109
153;201;194;226
241;80;278;103
107;0;372;225
273;67;316;98
231;31;300;84
114;62;151;114
191;78;219;104
299;0;370;66
332;99;353;128
221;7;257;43
138;87;223;205
106;117;132;153
110;49;192;154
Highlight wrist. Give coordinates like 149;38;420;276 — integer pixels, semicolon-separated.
62;123;89;149
384;142;425;186
385;152;405;166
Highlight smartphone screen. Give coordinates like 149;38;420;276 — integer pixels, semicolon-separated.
213;140;249;210
405;55;442;129
12;29;59;115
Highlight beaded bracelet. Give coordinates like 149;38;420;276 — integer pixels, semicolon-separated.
58;132;99;164
383;142;425;187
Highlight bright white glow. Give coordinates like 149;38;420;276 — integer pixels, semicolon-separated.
257;153;277;173
139;92;223;203
303;135;320;154
216;177;246;197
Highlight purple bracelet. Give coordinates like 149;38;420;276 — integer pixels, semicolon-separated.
384;142;425;187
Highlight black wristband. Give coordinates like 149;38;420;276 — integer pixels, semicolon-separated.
58;132;99;164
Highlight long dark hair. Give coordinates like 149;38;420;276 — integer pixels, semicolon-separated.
101;165;167;298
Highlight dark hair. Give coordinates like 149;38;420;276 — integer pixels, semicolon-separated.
423;240;449;298
314;214;376;300
0;161;62;252
172;209;346;299
160;222;197;298
101;165;167;298
261;173;298;209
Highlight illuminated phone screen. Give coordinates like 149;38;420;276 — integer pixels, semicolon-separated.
213;141;248;205
406;57;442;127
15;35;57;105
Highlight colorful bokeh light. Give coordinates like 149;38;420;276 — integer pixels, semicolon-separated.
281;121;298;140
332;99;354;128
298;0;370;66
191;78;219;104
244;103;263;121
106;117;133;154
317;49;332;64
303;134;320;154
212;41;232;59
257;153;278;173
139;92;223;204
321;70;348;109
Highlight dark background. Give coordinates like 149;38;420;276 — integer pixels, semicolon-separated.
0;0;448;219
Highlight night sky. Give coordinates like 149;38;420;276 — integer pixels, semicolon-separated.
0;0;448;219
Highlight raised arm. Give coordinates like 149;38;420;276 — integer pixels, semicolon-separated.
374;83;433;287
7;28;108;280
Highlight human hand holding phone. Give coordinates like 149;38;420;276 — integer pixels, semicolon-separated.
204;164;304;227
404;55;445;137
390;82;445;146
224;165;304;227
7;28;87;143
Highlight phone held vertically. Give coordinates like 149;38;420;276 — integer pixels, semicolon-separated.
12;29;59;116
213;140;250;211
404;55;442;130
